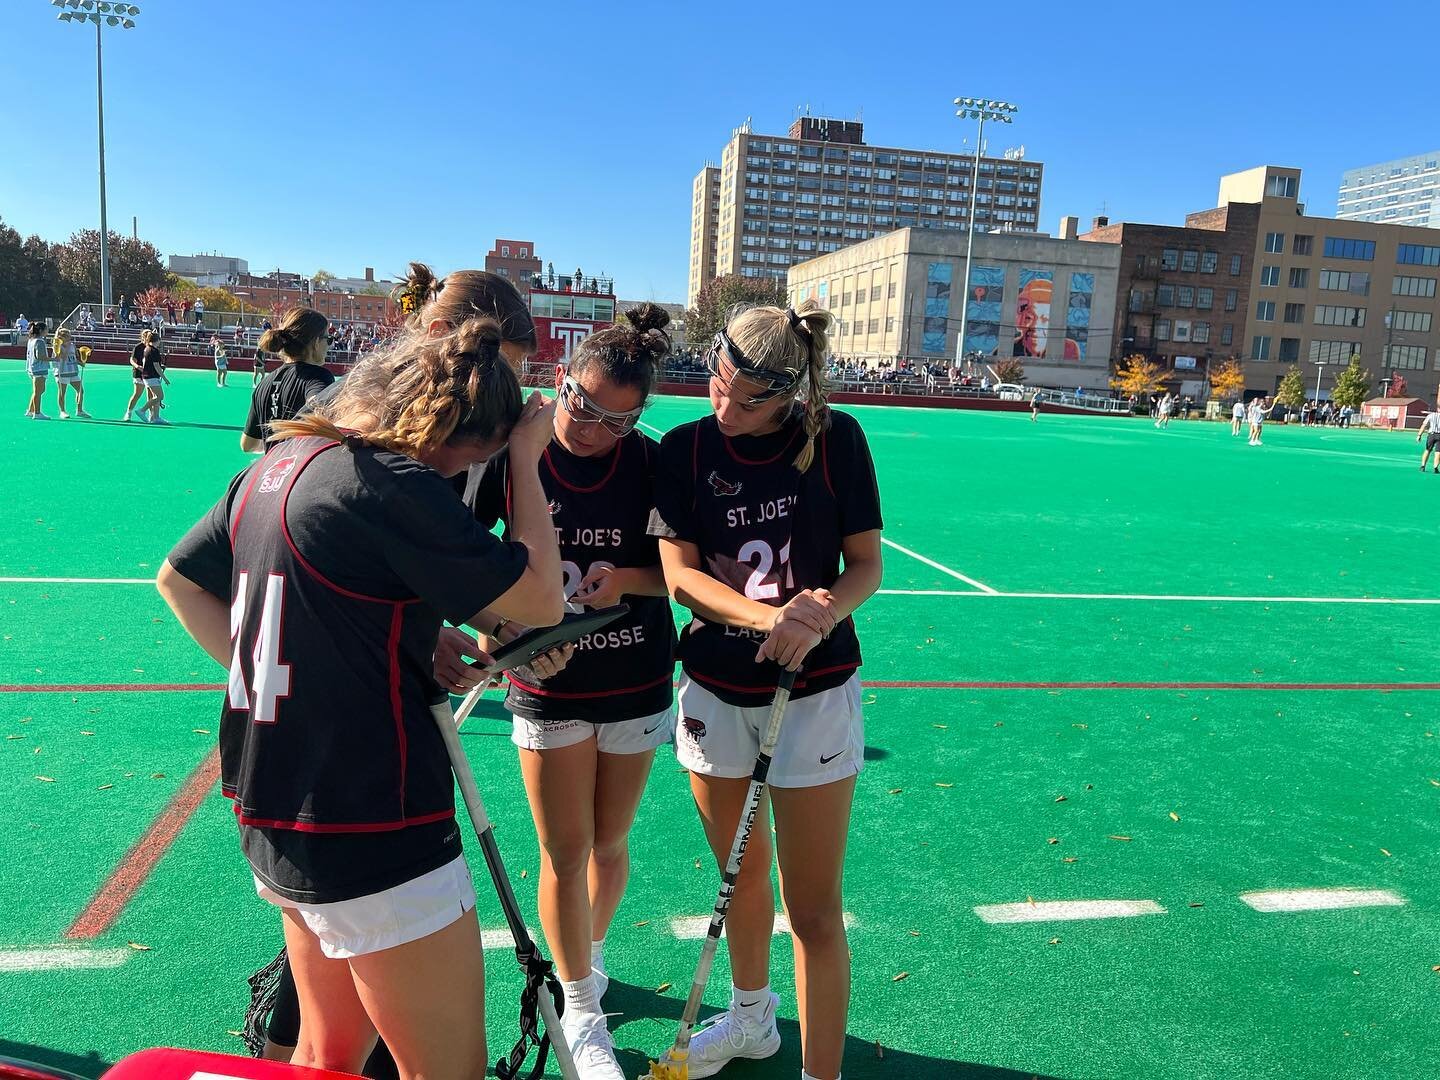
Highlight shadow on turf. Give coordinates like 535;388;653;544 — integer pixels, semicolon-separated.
75;418;245;433
0;1041;108;1080
602;981;1061;1079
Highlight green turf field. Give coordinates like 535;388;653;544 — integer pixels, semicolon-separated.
3;363;1439;1080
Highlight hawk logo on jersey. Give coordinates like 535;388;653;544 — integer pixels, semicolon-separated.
547;499;562;517
258;456;297;495
682;717;707;742
707;471;743;497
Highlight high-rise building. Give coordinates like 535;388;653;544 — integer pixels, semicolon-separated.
1085;165;1440;402
686;115;1044;309
1337;153;1440;229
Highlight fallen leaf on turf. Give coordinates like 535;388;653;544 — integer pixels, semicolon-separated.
1189;902;1204;908
655;982;672;993
1430;779;1440;787
6;735;24;740
1085;784;1093;790
1062;857;1078;863
33;747;41;755
1381;849;1392;857
1432;965;1440;973
1072;723;1088;730
226;1030;243;1038
124;772;133;778
994;721;1003;727
1047;938;1061;946
1108;835;1133;842
892;972;910;982
888;788;903;795
150;773;166;779
35;776;55;783
935;782;953;788
908;930;921;937
79;731;94;736
192;728;211;735
1169;812;1180;822
1353;970;1360;976
97;784;113;790
1027;895;1036;906
1047;837;1060;845
694;859;702;869
519;869;528;878
932;723;947;729
1054;795;1067;803
633;920;650;927
127;942;151;951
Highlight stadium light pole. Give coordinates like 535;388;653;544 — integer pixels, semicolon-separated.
952;97;1017;369
53;0;141;315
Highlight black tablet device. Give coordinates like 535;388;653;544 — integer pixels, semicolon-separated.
477;604;631;675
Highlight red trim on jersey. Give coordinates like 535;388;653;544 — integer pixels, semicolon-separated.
684;661;858;695
544;437;622;493
387;603;408;812
722;423;803;466
233;803;455;833
229;456;269;550
505;670;672;700
277;442;420;606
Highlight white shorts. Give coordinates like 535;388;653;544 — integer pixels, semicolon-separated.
512;706;674;754
26;365;47;378
254;855;476;959
141;377;162;388
676;674;864;789
55;374;81;385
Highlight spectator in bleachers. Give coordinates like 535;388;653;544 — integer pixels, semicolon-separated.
77;306;95;332
24;322;51;419
181;297;192;324
118;295;130;324
214;338;230;387
195;297;205;326
15;313;29;338
51;327;90;419
165;298;176;325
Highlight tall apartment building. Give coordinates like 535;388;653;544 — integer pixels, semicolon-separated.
1337;153;1440;229
1086;165;1440;402
686;115;1043;308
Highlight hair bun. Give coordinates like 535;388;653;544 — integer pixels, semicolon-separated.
623;302;671;336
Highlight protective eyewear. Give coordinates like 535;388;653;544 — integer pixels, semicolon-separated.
705;331;801;405
559;376;644;437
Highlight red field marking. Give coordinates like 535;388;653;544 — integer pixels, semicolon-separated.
64;747;222;940
0;683;226;693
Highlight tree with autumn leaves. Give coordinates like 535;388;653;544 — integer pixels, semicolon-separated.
1208;358;1245;403
1109;354;1168;400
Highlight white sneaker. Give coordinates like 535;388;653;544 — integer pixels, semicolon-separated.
77;410;92;419
563;1011;625;1080
32;412;50;420
122;411;131;421
685;992;781;1078
134;412;149;424
58;410;70;419
151;417;171;426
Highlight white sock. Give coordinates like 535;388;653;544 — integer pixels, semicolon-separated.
561;974;600;1020
731;984;771;1021
801;1072;838;1080
590;937;606;972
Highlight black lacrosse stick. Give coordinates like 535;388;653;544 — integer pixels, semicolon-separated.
495;939;567;1080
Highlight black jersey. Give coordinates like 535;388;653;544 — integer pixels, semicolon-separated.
649;408;883;708
244;363;336;443
140;345;163;380
465;434;677;724
167;435;529;903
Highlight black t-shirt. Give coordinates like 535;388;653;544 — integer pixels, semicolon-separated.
244;363;335;442
464;434;677;724
129;343;144;374
649;407;883;707
167;435;529;903
140;345;163;380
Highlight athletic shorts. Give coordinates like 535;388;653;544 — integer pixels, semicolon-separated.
254;855;476;960
215;359;228;370
26;363;47;378
55;374;81;385
675;673;864;789
141;377;162;388
1427;433;1440;452
511;706;673;754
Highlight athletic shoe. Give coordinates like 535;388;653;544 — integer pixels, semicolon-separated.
58;410;69;419
685;993;782;1078
563;1012;625;1080
76;410;92;419
32;412;50;420
122;411;131;422
134;412;149;424
150;416;171;426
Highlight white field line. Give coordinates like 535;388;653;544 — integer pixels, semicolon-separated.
6;576;1438;607
670;912;857;940
0;946;132;972
974;899;1167;924
480;927;537;950
1239;889;1406;913
880;537;997;594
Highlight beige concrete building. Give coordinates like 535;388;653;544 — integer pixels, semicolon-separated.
786;227;1120;390
687;115;1043;308
1228;165;1440;401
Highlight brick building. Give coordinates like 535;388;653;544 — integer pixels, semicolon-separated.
228;268;397;326
485;239;543;299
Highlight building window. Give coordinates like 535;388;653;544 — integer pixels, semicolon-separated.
841;291;851;306
1309;340;1359;363
501;245;510;257
1197;287;1213;310
1292;234;1313;256
1318;269;1369;294
1393;275;1438;297
1200;251;1218;274
1289;267;1309;288
1266;175;1298;198
1255;300;1276;321
1397;244;1440;266
886;316;895;332
1156;319;1171;341
1283;303;1305;323
1181;250;1199;272
1221;324;1234;345
1391;309;1433;333
1225;289;1238;312
1161;248;1179;271
1177;286;1195;307
520;247;528;258
868;318;879;334
1384;344;1428;370
1252;335;1272;360
870;284;882;301
1157;285;1175;306
1230;254;1243;276
1192;321;1210;343
1260;265;1280;287
1264;232;1285;253
888;281;897;298
1322;237;1376;260
1314;304;1366;327
1278;338;1301;362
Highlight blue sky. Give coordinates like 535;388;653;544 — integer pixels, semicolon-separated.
3;0;1437;302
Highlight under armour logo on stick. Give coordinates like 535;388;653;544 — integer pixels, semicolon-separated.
707;471;743;497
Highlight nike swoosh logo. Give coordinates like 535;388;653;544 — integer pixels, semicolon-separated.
643;722;665;736
819;750;847;765
739;1000;762;1008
